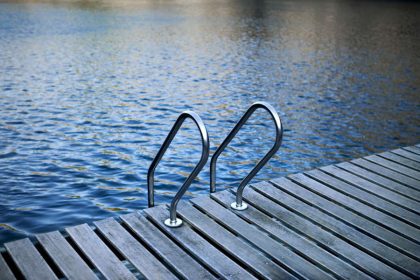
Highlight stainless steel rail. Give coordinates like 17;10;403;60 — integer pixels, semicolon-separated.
148;111;209;227
210;102;283;210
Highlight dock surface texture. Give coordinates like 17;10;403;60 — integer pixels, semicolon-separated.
1;145;420;280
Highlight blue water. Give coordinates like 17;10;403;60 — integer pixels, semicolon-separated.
0;0;419;244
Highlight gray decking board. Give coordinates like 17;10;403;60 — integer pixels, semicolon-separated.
403;146;420;155
121;213;216;280
380;151;420;171
365;155;420;179
270;177;420;262
392;148;420;162
210;191;373;280
66;223;136;280
94;218;177;280
4;238;58;280
191;196;336;280
352;158;420;190
252;180;420;278
289;173;420;243
238;186;411;279
176;200;295;280
306;169;420;226
36;231;98;280
0;253;16;280
336;162;420;201
321;165;420;214
144;205;257;280
1;144;419;279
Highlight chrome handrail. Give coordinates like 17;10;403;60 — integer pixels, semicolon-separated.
210;102;283;210
148;111;209;227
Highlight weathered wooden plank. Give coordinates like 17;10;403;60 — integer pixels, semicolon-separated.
36;231;98;280
352;158;420;190
2;144;419;280
322;165;420;214
144;205;256;280
255;180;420;278
121;212;216;280
94;218;177;280
365;155;420;180
243;185;413;279
289;173;420;243
270;178;420;261
307;169;420;227
191;196;336;280
380;152;420;171
177;201;296;280
0;253;16;280
404;146;420;155
392;149;420;163
66;224;136;280
210;191;373;280
337;162;420;200
4;238;58;280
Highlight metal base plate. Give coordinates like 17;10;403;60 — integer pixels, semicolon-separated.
231;201;248;211
164;218;183;228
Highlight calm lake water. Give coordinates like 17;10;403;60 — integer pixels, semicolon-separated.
0;0;419;244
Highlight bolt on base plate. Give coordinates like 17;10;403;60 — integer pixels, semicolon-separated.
231;201;248;210
164;218;183;227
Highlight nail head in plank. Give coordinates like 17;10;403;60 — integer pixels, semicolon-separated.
177;201;296;280
94;218;177;280
4;238;58;280
0;253;16;280
121;212;216;280
211;190;373;280
191;196;336;280
36;231;98;280
66;223;136;280
144;205;257;280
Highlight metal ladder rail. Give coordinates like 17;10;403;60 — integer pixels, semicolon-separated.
210;102;283;210
148;111;210;227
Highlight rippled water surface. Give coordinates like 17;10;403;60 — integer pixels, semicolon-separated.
0;0;419;244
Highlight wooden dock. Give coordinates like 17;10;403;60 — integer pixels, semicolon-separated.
1;144;420;279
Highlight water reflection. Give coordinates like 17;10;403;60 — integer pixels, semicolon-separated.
0;0;419;244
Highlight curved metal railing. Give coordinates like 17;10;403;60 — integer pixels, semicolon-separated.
210;102;283;210
148;111;209;227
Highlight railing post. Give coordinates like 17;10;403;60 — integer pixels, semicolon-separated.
148;111;209;227
210;102;283;211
